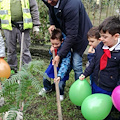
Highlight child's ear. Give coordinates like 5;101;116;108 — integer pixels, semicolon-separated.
98;38;101;41
114;33;120;40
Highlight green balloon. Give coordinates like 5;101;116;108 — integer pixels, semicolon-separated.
81;93;113;120
69;79;92;106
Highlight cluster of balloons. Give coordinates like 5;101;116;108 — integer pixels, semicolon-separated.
0;58;11;81
69;79;113;120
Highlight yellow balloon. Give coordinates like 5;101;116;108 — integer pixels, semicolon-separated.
0;58;11;81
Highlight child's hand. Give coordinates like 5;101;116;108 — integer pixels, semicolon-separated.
52;55;60;67
79;74;85;80
88;46;95;53
50;46;54;52
54;77;60;83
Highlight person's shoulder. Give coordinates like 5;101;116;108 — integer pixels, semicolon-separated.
63;0;80;9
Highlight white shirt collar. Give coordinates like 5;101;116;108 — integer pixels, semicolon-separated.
54;0;60;8
102;37;120;51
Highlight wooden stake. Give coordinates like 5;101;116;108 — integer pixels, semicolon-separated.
53;50;63;120
19;31;24;111
19;32;24;71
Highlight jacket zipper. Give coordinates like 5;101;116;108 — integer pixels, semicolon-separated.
97;70;101;86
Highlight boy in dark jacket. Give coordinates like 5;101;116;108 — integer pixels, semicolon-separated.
79;16;120;96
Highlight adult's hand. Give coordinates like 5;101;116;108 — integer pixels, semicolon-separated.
52;55;60;67
33;26;39;35
48;25;56;35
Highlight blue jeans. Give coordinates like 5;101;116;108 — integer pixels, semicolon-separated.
92;81;112;96
43;77;66;95
72;52;83;80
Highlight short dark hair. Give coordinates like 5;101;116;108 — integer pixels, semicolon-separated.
99;16;120;35
87;26;100;39
50;28;62;41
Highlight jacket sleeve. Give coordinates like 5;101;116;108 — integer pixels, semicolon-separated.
49;49;52;56
83;53;96;78
29;0;41;26
117;62;120;86
57;51;71;80
49;11;55;25
0;31;5;57
57;4;81;58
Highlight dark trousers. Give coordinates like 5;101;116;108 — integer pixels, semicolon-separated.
105;106;120;120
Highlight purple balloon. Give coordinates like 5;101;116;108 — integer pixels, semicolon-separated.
112;85;120;111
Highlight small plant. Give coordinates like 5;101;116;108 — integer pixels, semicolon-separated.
0;60;45;119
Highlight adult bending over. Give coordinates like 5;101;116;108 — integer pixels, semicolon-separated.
42;0;92;80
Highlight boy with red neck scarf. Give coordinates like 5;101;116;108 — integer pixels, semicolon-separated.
39;28;71;101
79;16;120;96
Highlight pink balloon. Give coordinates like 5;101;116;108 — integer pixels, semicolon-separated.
112;85;120;111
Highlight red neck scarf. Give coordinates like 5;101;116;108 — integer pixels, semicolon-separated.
100;49;111;70
54;49;57;56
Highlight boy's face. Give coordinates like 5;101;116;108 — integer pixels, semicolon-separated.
88;37;100;48
50;38;62;50
100;31;119;48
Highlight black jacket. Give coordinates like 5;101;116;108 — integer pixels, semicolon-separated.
42;0;92;58
83;42;120;92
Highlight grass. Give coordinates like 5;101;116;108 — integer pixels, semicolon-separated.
0;57;87;120
1;57;120;120
23;58;86;120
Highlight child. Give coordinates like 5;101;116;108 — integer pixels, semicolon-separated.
87;26;101;55
39;28;71;101
79;15;120;96
86;27;101;85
